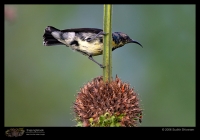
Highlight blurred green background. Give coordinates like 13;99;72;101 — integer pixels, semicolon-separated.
5;5;195;127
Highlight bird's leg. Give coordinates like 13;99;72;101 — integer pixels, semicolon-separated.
88;55;105;68
86;31;107;42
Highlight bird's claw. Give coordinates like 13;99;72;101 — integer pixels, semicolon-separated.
100;64;106;68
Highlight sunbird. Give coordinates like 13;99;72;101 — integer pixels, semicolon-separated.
43;26;142;68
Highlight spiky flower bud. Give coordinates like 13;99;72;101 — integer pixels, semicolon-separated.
73;75;143;127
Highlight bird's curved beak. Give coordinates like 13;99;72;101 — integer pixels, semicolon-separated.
129;39;143;48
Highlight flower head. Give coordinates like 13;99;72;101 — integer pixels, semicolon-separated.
73;75;143;127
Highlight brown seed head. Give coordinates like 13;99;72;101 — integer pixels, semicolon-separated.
73;75;143;127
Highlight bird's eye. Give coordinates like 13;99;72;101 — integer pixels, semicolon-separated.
86;38;91;41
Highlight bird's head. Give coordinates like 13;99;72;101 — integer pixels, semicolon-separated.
118;32;143;48
113;32;142;48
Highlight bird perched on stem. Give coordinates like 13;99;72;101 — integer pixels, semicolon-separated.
43;26;142;68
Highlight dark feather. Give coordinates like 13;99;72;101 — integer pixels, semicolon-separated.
61;28;103;34
43;26;63;46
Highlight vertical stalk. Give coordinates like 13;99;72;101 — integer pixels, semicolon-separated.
103;4;112;82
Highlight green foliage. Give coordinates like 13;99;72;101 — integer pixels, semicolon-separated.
91;113;124;127
76;121;83;127
74;117;83;127
75;113;125;127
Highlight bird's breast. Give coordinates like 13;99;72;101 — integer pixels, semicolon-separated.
77;38;103;56
65;37;103;56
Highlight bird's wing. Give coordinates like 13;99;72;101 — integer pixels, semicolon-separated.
61;28;103;34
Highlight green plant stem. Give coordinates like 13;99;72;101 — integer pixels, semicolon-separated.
103;4;112;82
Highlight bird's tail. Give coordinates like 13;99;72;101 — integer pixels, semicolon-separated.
43;26;63;46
